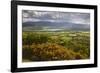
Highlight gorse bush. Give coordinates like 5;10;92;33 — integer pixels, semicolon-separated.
23;43;84;61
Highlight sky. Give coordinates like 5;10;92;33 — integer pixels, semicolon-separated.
22;10;90;25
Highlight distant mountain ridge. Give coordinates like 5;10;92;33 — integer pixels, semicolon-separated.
22;21;90;31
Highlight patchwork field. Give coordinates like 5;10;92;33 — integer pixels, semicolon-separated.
22;31;90;62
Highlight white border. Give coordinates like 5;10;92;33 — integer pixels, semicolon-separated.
17;5;94;68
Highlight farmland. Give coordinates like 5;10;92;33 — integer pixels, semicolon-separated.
22;31;90;62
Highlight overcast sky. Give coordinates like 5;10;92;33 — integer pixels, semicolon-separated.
22;10;90;24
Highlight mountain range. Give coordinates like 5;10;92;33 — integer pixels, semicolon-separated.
22;21;90;31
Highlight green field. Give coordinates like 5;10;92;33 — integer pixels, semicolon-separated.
22;31;90;62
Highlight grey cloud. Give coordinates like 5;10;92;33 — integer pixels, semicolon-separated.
22;10;90;24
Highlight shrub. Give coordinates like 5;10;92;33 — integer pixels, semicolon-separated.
22;43;85;62
22;45;33;60
22;33;50;45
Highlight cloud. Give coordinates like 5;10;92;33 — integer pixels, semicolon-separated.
22;10;90;24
